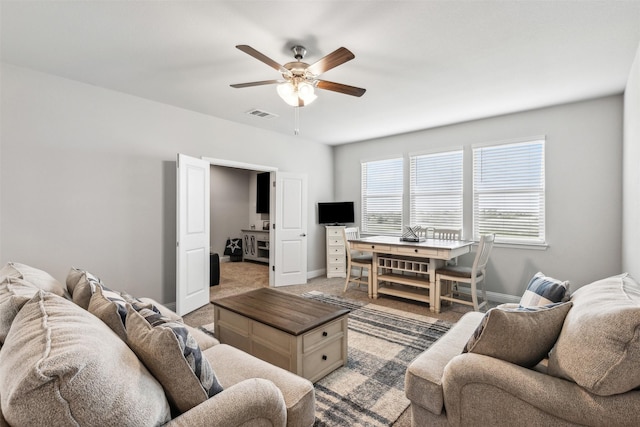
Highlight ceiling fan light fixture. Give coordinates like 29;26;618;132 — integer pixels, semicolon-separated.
277;81;317;107
276;82;299;106
298;82;317;104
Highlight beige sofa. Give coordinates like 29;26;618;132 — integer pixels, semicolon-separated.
405;273;640;426
0;263;315;427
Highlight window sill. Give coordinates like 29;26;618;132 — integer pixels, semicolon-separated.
491;242;548;251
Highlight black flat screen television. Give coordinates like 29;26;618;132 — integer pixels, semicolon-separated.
318;202;355;225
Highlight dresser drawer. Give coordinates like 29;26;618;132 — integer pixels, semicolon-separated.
327;228;343;237
303;318;345;352
327;265;345;274
328;246;345;256
303;338;345;381
328;238;343;246
327;255;344;265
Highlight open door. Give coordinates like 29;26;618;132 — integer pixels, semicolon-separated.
176;154;210;315
273;172;308;287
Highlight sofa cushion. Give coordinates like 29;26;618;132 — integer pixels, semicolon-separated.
0;278;39;343
464;302;572;367
548;273;640;396
66;267;105;309
519;272;569;307
0;262;67;297
126;306;224;414
0;291;170;426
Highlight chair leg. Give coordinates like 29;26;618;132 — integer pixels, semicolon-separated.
434;275;441;313
343;260;351;292
358;267;364;288
471;277;479;311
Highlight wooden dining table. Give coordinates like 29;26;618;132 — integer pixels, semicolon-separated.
349;235;472;312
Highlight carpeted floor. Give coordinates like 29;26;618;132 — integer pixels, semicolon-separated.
182;261;485;426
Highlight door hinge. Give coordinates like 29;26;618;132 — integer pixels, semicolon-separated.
272;265;275;272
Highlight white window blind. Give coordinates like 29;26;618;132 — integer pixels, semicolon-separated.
410;150;463;230
473;139;545;244
361;158;403;234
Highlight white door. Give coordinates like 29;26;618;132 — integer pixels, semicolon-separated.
176;154;210;315
273;172;308;287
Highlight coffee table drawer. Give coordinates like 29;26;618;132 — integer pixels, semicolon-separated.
303;317;344;352
303;338;345;381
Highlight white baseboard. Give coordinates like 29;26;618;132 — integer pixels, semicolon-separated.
453;285;520;304
307;268;326;280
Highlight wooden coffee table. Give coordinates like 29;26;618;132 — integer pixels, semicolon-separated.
212;288;350;382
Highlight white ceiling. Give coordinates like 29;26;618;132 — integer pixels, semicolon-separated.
2;1;639;146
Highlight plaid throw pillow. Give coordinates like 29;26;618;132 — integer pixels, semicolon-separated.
520;272;569;308
126;306;223;414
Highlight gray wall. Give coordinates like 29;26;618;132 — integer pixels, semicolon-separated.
334;96;624;298
210;166;251;256
0;64;334;303
623;43;640;279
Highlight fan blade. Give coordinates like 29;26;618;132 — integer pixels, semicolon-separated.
236;45;288;74
306;47;355;75
230;80;281;88
316;80;366;97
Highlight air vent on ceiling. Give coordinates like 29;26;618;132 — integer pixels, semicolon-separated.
246;108;278;119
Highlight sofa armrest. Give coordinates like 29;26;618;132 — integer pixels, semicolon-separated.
443;353;640;427
405;311;484;415
166;378;286;427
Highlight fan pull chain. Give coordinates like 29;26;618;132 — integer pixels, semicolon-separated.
294;106;300;136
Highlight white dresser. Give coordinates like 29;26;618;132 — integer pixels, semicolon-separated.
325;225;346;278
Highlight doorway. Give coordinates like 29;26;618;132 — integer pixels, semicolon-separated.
206;159;276;286
203;158;308;288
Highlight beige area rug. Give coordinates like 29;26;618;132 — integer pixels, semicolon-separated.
192;285;452;427
183;261;475;426
303;292;452;426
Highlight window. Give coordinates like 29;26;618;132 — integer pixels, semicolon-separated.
361;157;403;234
473;139;545;244
410;150;463;230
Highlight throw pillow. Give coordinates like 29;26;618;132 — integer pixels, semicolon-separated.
126;306;224;414
519;272;570;307
0;261;67;297
0;278;39;343
548;273;640;396
463;302;573;367
0;291;171;426
88;285;130;341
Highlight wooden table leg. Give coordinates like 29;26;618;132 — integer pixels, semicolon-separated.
429;258;444;313
372;252;379;299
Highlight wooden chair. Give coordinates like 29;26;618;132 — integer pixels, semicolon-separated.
435;233;495;313
433;228;462;240
342;227;373;297
416;226;435;239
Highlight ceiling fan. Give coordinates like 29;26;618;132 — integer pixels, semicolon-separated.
230;45;366;107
